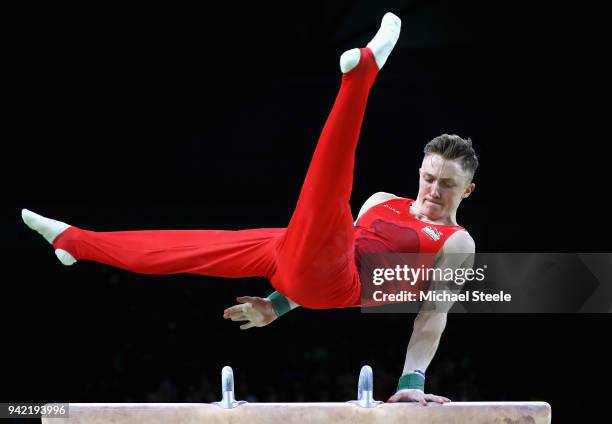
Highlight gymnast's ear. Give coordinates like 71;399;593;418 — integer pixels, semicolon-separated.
462;182;475;198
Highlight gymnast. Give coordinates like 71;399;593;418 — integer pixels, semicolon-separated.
22;12;477;405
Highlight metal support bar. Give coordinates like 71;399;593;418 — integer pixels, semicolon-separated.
213;366;247;409
348;365;383;408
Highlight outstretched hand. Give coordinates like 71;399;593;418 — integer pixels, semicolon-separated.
387;389;451;405
223;296;277;330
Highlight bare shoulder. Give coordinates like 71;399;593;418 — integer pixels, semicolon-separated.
355;192;401;224
368;191;400;203
442;230;475;254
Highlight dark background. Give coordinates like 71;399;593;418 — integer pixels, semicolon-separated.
2;1;609;422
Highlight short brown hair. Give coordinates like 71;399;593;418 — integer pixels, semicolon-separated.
423;134;479;181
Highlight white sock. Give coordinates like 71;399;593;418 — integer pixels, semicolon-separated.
55;249;77;266
366;12;402;70
340;12;402;73
21;209;76;265
340;48;361;73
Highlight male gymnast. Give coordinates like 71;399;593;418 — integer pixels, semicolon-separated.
22;12;476;404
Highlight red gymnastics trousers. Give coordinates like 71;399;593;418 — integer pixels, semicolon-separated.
53;48;380;309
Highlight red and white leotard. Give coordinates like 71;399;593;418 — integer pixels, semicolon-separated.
355;197;465;262
354;197;465;307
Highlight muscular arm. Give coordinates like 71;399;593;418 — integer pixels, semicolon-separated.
390;230;475;403
402;309;448;375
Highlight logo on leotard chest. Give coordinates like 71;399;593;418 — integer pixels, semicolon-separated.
422;226;443;241
383;204;400;214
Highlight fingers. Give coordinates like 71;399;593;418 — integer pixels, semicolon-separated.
226;312;249;322
240;322;255;330
224;303;251;315
423;394;451;404
237;296;257;304
223;304;240;316
387;394;400;403
223;303;252;320
230;314;249;322
386;391;451;405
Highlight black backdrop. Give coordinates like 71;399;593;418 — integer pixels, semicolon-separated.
3;1;609;422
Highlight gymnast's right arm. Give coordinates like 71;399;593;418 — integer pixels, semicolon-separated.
223;293;300;330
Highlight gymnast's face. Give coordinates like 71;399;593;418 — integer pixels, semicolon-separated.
415;154;475;221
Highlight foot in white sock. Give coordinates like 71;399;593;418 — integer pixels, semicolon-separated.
340;12;402;73
367;12;401;69
21;209;76;265
55;248;77;266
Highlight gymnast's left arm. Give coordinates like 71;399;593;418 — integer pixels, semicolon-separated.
388;231;475;404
